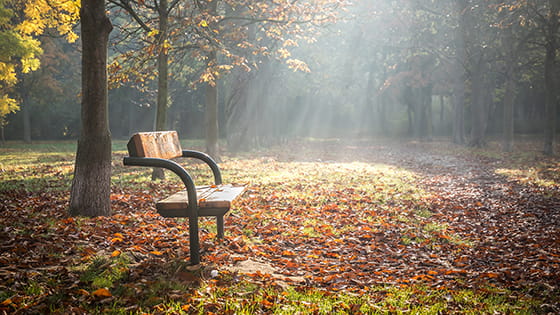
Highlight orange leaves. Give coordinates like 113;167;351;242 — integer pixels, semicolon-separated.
281;250;297;257
92;288;112;298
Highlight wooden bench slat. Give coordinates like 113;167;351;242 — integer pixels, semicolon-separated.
156;184;246;216
127;131;182;159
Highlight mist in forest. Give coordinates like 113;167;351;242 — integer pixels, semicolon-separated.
3;0;559;154
219;0;559;152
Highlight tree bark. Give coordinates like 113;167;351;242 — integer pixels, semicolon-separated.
225;68;252;152
155;0;169;133
503;71;515;152
22;98;31;143
469;56;487;147
205;50;220;161
543;0;559;155
151;0;169;180
452;0;467;145
16;77;32;143
205;0;221;161
502;23;517;152
69;0;113;217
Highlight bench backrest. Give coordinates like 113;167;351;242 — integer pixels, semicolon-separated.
127;131;182;159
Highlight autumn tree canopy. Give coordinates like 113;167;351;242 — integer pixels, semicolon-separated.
0;0;79;122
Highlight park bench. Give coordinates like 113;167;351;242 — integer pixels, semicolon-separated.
123;131;245;265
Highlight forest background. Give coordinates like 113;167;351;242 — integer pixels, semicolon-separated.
1;0;559;156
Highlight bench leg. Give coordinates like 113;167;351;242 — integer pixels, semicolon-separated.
217;216;224;239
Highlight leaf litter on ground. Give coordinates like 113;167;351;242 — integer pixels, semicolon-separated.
0;138;559;313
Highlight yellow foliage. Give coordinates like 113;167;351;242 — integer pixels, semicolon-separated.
21;56;40;73
0;63;17;86
19;0;80;42
0;95;19;117
147;29;159;37
0;0;78;119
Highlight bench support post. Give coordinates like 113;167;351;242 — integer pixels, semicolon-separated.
217;216;224;239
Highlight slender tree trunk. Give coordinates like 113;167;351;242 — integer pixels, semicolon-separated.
503;72;515;152
225;69;250;152
16;78;32;143
439;95;444;124
452;0;468;145
364;63;376;135
152;0;169;180
155;0;168;132
425;87;433;141
205;0;221;161
501;14;521;153
543;0;559;155
469;56;486;147
69;0;113;217
205;50;220;161
452;79;466;144
0;122;5;145
22;99;31;143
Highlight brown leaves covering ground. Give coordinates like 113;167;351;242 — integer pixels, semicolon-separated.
1;139;559;312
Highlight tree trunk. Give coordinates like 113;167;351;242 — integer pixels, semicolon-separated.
0;122;5;145
225;69;250;152
205;0;220;161
452;78;465;144
439;95;444;124
469;56;487;147
205;50;220;161
452;0;467;145
424;86;433;141
503;73;515;152
16;77;32;143
69;0;113;217
152;0;169;180
543;0;559;155
22;98;31;143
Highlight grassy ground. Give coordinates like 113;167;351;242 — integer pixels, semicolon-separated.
0;138;559;314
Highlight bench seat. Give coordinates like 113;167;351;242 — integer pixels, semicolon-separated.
157;184;246;217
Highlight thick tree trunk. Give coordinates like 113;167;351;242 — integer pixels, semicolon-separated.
151;0;169;180
69;0;113;217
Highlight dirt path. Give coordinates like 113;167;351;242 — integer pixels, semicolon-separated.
384;142;560;290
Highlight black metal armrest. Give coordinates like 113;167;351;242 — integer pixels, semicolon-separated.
182;150;222;185
123;156;198;211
